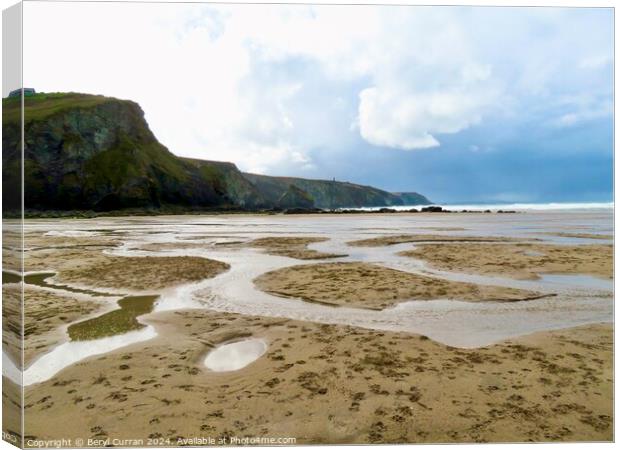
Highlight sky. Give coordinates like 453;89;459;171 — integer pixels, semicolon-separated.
21;2;613;203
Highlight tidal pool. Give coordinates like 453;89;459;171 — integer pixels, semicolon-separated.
539;273;613;291
2;271;20;284
68;295;158;340
2;270;117;297
204;338;267;372
20;327;158;386
523;250;546;257
2;270;158;341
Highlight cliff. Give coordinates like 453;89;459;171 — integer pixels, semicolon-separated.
2;92;430;213
3;93;229;211
243;174;430;209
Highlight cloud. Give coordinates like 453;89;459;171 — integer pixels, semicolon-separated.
547;93;613;128
551;103;613;128
357;71;497;151
22;3;613;175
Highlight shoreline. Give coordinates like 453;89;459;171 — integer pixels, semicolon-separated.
5;200;612;220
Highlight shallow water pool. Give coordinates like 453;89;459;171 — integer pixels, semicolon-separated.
204;338;267;372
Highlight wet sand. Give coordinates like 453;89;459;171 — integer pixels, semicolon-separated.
57;255;230;292
3;211;613;445
22;286;103;365
2;378;21;443
401;243;612;280
538;232;613;240
2;221;24;444
254;262;548;310
134;238;246;252
348;234;526;247
23;309;612;444
2;283;22;364
249;236;346;260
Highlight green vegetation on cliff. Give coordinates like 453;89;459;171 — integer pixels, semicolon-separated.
3;93;227;211
182;158;268;208
2;92;430;213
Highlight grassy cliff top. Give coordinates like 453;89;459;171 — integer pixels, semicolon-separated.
2;92;135;125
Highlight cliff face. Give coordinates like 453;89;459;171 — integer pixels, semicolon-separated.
3;93;227;211
243;173;430;209
2;92;430;212
392;192;432;206
277;184;315;209
181;158;268;208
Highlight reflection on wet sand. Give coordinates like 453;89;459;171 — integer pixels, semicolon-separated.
204;338;268;372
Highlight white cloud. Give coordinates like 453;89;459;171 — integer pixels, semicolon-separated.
357;66;498;151
22;3;613;172
360;88;437;150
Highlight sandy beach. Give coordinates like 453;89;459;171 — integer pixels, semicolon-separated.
247;237;346;260
2;211;613;445
57;255;230;292
255;262;548;310
348;234;527;247
400;242;612;280
23;310;612;444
